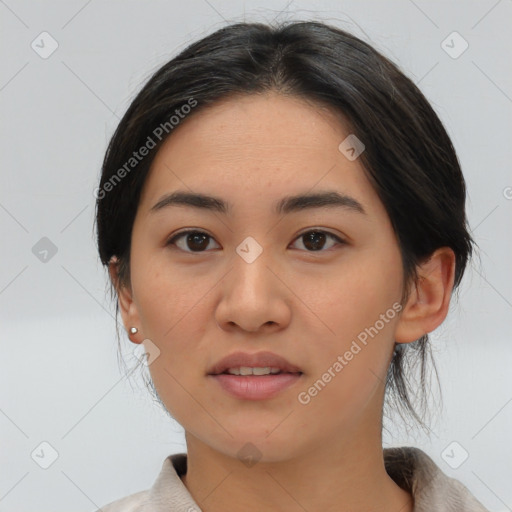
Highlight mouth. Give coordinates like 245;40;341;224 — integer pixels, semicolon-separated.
209;372;303;400
207;350;303;376
216;367;303;376
207;351;303;400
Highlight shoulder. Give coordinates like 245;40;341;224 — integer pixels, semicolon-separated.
384;446;490;512
94;453;193;512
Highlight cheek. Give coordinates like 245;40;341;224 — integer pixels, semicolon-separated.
130;251;216;381
309;251;402;337
302;250;403;388
130;256;213;421
132;249;211;338
292;274;400;430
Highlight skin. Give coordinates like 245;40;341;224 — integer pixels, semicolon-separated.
111;92;455;512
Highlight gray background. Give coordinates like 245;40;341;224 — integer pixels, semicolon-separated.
1;1;511;511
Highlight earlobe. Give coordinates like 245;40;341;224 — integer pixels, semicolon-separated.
394;247;456;344
108;257;142;344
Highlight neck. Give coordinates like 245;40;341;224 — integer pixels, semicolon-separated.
181;426;413;512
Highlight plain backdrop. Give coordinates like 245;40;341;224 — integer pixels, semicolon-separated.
1;1;511;511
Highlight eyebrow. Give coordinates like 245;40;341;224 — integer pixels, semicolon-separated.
150;190;367;216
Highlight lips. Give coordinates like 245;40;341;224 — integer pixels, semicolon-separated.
211;373;302;400
208;351;303;375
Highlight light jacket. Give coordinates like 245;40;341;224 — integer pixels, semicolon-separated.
96;446;490;511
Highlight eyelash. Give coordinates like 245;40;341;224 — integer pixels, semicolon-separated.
165;229;346;253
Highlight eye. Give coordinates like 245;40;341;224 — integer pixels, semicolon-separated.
289;229;345;252
166;230;220;253
166;229;345;253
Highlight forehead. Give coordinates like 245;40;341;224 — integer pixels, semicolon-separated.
155;92;349;159
138;92;385;219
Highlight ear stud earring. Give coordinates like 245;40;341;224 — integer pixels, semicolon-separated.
130;327;138;334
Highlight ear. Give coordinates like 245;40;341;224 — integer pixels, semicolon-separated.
394;247;456;344
109;256;143;345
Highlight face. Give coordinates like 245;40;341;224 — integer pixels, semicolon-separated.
121;92;406;462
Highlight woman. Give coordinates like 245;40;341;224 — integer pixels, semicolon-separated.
95;20;488;512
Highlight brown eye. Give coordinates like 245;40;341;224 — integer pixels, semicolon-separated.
290;230;345;252
167;230;219;252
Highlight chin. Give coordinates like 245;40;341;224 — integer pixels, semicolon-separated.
204;429;307;465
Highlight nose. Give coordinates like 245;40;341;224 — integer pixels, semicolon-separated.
214;248;291;334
